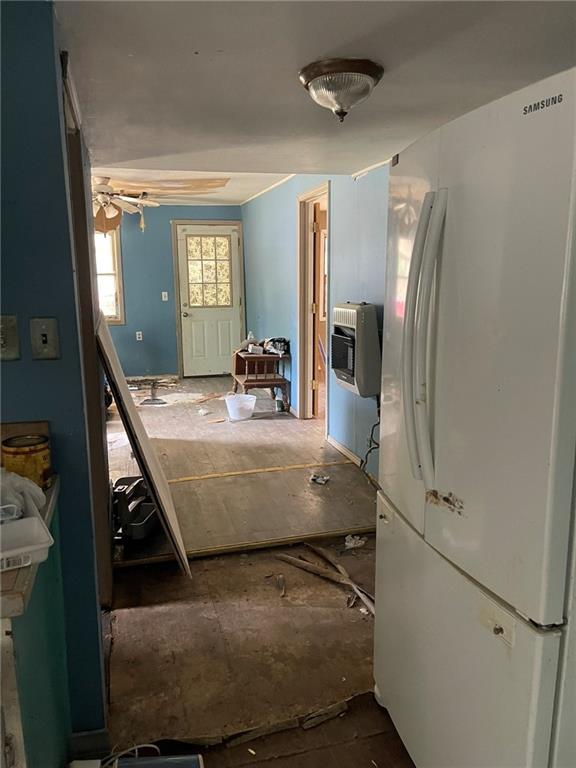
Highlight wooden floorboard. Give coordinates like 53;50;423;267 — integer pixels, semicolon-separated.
107;377;376;565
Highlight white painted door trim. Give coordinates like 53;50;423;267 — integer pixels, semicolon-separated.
296;183;330;425
171;220;245;378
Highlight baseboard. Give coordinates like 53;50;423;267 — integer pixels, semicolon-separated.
289;406;299;418
69;728;110;760
126;374;178;383
326;434;361;466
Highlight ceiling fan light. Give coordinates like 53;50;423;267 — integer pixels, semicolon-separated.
299;58;383;122
105;203;119;219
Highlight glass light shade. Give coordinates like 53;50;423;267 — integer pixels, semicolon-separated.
105;203;119;219
307;72;375;119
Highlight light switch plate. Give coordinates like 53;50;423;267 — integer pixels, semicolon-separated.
30;317;60;360
161;291;169;301
0;315;20;360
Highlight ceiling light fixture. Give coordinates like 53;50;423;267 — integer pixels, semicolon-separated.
299;58;384;123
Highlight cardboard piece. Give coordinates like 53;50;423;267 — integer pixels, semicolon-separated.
96;315;191;577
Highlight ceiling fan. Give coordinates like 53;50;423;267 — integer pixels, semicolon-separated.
92;177;160;232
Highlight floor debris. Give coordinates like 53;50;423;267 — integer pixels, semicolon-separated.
192;392;225;405
345;534;368;549
198;692;414;767
225;718;299;748
276;573;286;597
275;550;375;616
301;700;348;729
305;543;375;615
310;472;330;484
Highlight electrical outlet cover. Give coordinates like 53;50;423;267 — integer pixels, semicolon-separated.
0;315;20;360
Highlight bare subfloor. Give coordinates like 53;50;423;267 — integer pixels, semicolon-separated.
107;377;376;563
108;537;411;766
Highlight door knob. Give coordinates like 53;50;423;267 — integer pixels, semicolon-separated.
182;312;189;317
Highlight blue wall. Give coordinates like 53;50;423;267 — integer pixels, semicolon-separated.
242;175;342;408
110;206;241;376
242;169;389;475
328;167;389;475
1;0;105;735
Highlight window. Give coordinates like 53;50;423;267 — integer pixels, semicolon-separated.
94;230;124;323
186;234;232;307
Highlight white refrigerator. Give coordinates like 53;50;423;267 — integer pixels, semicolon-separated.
374;67;576;768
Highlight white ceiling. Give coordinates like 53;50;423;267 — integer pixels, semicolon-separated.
57;1;576;182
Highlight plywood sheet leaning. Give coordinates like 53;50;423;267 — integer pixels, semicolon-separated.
96;314;191;577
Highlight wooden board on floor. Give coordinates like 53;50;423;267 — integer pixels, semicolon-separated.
97;316;191;577
115;461;376;566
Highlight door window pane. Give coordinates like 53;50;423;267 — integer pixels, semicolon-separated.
187;236;202;259
202;237;216;260
202;261;216;283
189;284;203;306
203;284;217;306
188;261;202;283
215;237;230;259
185;233;232;307
217;285;231;306
216;261;230;282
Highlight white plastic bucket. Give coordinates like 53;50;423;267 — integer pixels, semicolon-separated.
225;393;257;421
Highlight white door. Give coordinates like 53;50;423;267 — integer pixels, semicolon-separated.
176;224;243;376
379;131;439;533
426;69;576;625
374;493;562;768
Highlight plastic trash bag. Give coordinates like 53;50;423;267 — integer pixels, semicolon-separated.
0;468;46;520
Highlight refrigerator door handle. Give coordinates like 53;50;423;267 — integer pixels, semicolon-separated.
414;188;448;488
401;191;435;480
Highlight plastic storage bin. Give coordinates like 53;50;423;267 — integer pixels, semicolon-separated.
225;393;257;421
0;508;54;572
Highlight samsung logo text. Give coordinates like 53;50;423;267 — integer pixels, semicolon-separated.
523;94;563;115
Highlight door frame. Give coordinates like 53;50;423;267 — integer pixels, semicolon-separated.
296;183;330;423
62;58;114;608
171;219;245;378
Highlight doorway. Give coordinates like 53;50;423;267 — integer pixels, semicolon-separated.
298;185;329;422
173;221;244;376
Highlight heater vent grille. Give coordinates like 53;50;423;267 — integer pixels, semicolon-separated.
333;305;357;328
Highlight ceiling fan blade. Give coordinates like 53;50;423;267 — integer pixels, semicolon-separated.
94;183;114;194
112;198;139;214
92;201;101;217
118;195;160;207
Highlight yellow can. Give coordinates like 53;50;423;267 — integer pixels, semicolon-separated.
2;435;52;489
